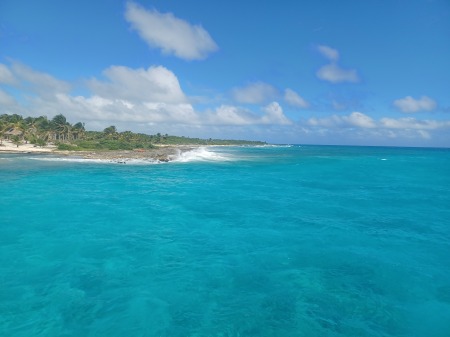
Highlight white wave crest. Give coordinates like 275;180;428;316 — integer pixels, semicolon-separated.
171;147;233;163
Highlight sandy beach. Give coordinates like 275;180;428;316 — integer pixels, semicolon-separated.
0;140;57;153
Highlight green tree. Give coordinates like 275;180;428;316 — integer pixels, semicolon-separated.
103;125;117;134
72;122;85;140
0;120;6;145
35;137;47;147
51;114;67;126
11;135;22;148
51;114;71;142
103;125;118;139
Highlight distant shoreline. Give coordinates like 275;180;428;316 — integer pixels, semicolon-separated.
0;140;199;162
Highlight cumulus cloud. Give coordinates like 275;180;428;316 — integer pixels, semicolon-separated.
284;88;309;108
261;102;292;125
317;45;339;61
0;61;295;131
232;82;278;104
209;105;259;125
316;63;359;83
207;102;291;126
125;1;218;60
88;65;187;103
343;112;376;128
1;60;449;146
30;92;200;126
393;96;437;113
0;61;198;125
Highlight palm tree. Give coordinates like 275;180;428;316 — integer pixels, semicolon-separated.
51;114;71;142
35;116;52;143
0;121;6;145
103;125;118;139
72;122;85;140
11;135;22;148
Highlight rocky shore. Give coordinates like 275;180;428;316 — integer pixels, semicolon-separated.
76;146;195;162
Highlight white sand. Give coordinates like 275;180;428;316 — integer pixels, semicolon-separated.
0;140;56;153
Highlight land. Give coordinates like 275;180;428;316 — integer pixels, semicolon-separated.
0;113;265;162
0;140;195;162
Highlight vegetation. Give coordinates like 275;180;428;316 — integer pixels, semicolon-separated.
0;113;266;150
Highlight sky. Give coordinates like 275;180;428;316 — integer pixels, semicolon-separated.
1;0;449;147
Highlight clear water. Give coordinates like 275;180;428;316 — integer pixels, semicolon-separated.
1;145;450;336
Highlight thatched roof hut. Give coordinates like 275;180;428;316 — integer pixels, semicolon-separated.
4;128;23;139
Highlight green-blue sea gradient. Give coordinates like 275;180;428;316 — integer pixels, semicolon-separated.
1;146;450;336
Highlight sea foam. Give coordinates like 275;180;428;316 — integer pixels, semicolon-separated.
171;147;233;163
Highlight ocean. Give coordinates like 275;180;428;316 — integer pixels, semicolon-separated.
1;145;450;336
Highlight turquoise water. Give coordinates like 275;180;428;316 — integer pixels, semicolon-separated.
1;145;450;336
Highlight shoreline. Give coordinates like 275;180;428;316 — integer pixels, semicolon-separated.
0;140;197;162
74;146;196;162
0;140;57;154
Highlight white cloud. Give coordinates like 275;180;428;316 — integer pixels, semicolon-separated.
261;102;292;125
308;112;375;129
88;65;187;103
0;62;294;130
317;45;339;61
232;82;278;104
284;88;309;108
343;112;376;128
316;63;359;83
393;96;437;113
31;93;200;126
125;1;218;60
308;112;450;131
304;113;450;145
0;89;16;106
1;60;449;146
308;115;342;128
315;45;359;83
10;61;71;97
207;102;291;126
0;64;17;85
380;117;450;130
209;105;258;125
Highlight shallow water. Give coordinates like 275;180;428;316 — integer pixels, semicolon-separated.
1;146;450;336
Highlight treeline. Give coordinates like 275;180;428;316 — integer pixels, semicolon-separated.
0;114;85;148
0;114;266;150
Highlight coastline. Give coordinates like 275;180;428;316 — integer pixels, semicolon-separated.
0;140;57;154
0;140;196;162
74;146;196;162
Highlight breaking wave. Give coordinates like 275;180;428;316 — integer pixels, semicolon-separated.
171;147;233;163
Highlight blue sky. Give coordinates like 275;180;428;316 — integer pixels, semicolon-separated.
1;0;449;146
